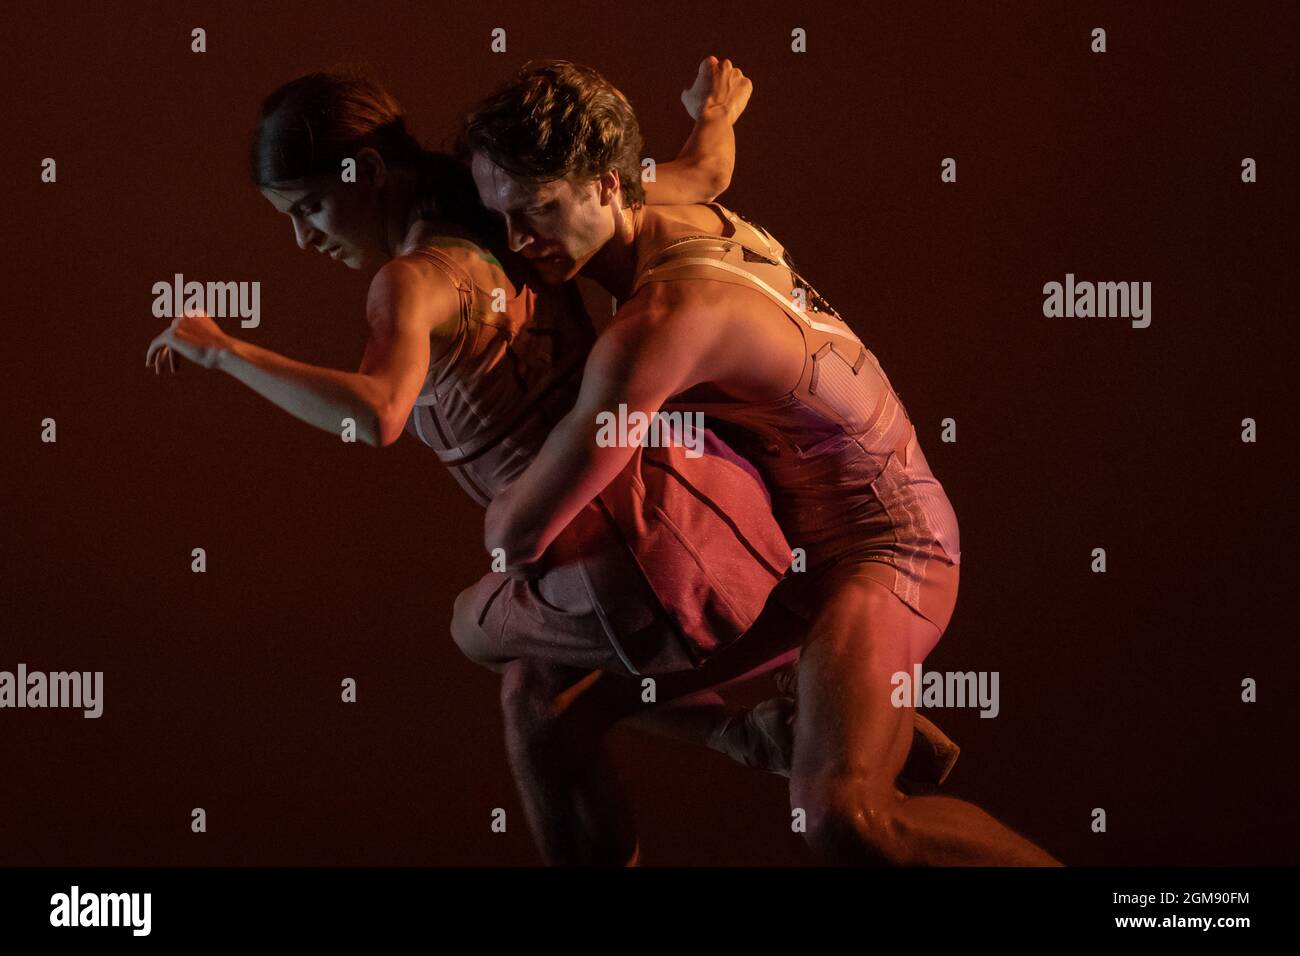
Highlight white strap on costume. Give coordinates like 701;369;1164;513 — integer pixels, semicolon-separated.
635;254;860;346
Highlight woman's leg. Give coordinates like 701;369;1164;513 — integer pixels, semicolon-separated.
485;600;808;864
450;557;810;774
499;659;640;865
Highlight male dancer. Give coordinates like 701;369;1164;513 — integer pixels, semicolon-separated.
459;59;1060;865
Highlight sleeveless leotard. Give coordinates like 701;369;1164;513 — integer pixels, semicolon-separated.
403;240;792;673
634;204;961;633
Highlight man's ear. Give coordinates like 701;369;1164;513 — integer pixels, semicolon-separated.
597;168;622;207
355;147;388;189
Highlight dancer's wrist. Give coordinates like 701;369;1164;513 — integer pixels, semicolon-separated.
697;102;733;123
213;337;235;371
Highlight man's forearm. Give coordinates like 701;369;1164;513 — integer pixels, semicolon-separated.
483;442;595;568
648;105;735;202
484;411;627;568
217;338;386;445
673;104;735;193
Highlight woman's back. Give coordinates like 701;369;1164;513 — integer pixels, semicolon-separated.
398;234;596;506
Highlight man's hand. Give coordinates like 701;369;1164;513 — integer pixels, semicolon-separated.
145;310;233;373
474;281;714;569
681;55;753;124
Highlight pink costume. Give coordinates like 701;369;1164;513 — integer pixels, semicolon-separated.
633;204;962;634
403;241;791;675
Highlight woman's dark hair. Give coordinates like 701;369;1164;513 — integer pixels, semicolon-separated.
250;70;500;239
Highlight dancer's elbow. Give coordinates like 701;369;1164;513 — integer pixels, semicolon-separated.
686;158;731;201
485;523;540;567
702;161;732;200
501;536;545;571
369;403;405;448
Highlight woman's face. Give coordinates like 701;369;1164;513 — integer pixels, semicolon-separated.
260;170;384;270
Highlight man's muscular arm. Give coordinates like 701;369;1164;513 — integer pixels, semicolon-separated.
483;283;719;570
644;56;753;204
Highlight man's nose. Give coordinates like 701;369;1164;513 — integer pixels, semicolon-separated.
505;217;533;254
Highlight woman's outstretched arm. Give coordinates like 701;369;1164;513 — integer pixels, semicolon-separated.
643;56;753;205
144;258;456;448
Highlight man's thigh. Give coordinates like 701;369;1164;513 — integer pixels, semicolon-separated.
789;569;943;795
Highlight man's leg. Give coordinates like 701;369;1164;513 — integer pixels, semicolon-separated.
788;570;1061;866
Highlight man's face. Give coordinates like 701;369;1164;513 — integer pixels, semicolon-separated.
471;151;616;285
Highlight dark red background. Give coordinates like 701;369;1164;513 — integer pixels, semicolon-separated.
4;0;1296;865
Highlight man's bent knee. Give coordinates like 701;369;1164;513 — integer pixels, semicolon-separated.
793;771;914;866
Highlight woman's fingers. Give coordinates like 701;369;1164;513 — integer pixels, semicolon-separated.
145;334;177;375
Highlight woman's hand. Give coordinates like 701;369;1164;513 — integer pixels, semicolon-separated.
145;311;233;373
681;55;753;125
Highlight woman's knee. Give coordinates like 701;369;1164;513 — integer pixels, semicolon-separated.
451;585;498;666
500;660;627;756
499;659;562;747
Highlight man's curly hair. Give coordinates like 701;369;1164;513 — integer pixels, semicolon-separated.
459;59;645;208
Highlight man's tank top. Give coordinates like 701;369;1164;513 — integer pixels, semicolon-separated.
632;203;962;590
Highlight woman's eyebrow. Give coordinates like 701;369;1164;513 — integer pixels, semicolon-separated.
288;193;319;215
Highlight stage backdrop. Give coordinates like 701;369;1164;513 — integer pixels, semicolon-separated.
3;0;1295;865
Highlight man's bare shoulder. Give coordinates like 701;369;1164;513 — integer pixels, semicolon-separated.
621;269;727;319
588;282;717;388
606;277;734;372
639;203;730;240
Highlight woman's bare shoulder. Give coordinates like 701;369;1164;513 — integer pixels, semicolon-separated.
365;249;471;348
393;229;521;302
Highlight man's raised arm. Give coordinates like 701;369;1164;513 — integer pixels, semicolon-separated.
643;56;753;204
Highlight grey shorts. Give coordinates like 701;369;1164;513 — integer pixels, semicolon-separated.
451;499;698;676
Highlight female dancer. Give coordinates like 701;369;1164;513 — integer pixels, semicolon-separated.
144;62;803;796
